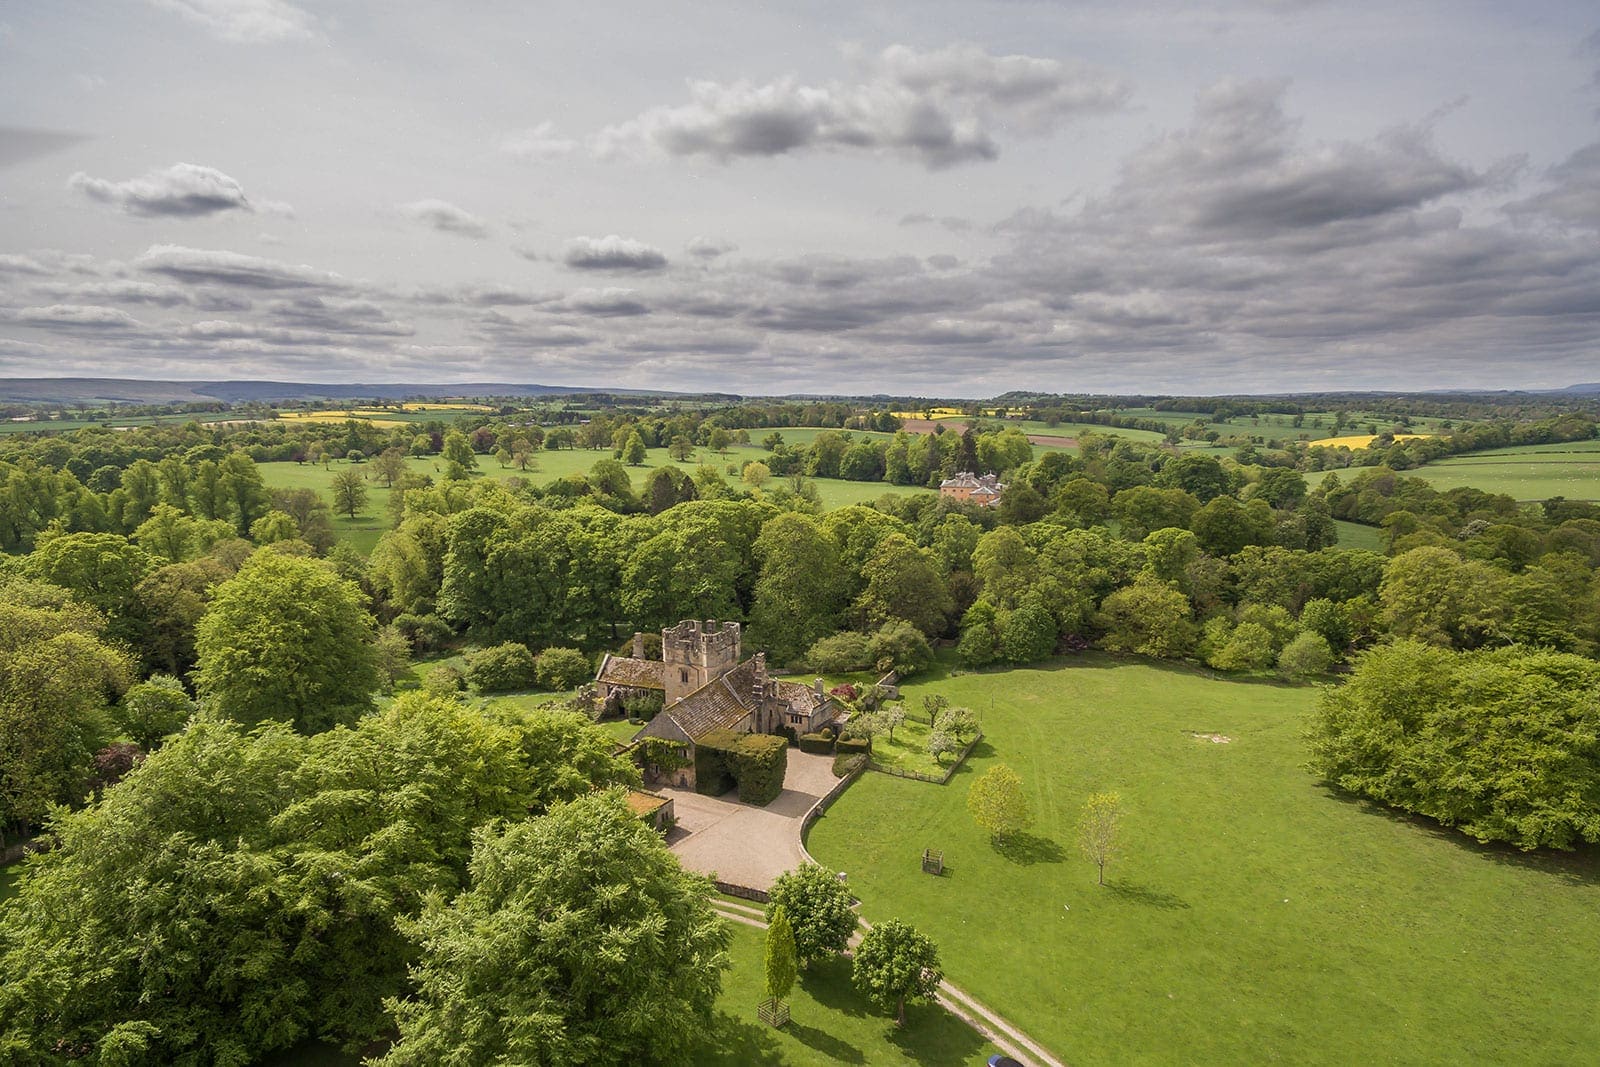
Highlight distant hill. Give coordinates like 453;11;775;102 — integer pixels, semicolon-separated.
0;378;715;404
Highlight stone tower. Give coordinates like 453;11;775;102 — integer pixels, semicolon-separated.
661;619;742;705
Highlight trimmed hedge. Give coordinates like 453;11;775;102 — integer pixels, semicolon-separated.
798;732;835;755
836;737;869;758
832;753;867;779
696;729;789;806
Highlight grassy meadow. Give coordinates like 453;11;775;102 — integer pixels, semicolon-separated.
1409;440;1600;501
806;654;1600;1066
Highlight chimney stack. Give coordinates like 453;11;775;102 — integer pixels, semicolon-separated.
814;678;825;699
632;632;644;659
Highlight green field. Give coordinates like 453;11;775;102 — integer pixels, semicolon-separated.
806;654;1600;1066
1332;518;1384;552
1410;441;1600;501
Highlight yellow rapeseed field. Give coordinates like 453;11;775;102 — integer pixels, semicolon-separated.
1315;433;1435;449
275;411;410;428
399;402;492;412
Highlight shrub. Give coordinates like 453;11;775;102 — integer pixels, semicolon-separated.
696;729;789;805
421;663;466;696
465;642;538;693
1278;631;1334;680
836;737;869;757
798;732;835;755
535;647;592;691
394;613;453;652
805;631;872;673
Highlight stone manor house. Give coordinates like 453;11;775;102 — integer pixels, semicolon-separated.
594;619;840;790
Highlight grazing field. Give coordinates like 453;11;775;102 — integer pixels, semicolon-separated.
1332;518;1385;552
694;920;1000;1067
1410;441;1600;501
806;654;1600;1066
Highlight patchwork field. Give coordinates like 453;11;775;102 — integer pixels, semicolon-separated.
806;654;1600;1066
1410;441;1600;501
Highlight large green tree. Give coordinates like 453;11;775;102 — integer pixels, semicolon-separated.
749;512;847;664
194;551;382;733
852;919;943;1028
0;695;544;1063
766;863;858;967
377;791;729;1067
1308;642;1600;849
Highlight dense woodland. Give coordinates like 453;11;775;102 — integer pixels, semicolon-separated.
2;392;1600;1062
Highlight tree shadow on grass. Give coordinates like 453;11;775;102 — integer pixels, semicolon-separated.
1106;880;1190;910
1316;785;1600;888
800;955;870;1018
992;831;1067;866
888;998;994;1066
784;1020;866;1063
693;1009;785;1066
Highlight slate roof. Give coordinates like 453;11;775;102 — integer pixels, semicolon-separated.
596;654;665;689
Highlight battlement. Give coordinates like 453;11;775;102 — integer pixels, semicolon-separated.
662;619;742;662
660;619;742;705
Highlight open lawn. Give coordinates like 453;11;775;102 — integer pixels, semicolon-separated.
1332;518;1384;552
1410;440;1600;501
693;920;1000;1067
805;653;1600;1066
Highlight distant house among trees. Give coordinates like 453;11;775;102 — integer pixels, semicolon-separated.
595;620;840;790
939;471;1005;506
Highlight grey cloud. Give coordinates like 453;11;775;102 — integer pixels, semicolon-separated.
500;122;577;161
265;296;414;336
400;199;490;239
594;44;1128;169
561;287;650;316
472;311;593;347
899;213;973;232
0;126;91;168
69;163;262;217
1506;142;1600;229
0;254;51;275
686;236;738;259
13;304;142;329
33;280;192;307
146;0;317;44
136;244;350;290
561;235;668;272
181;320;399;348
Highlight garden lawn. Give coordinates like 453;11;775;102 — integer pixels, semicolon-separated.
865;712;949;779
805;654;1600;1066
693;919;999;1067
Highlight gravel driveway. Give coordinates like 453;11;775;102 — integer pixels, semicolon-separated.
664;750;840;891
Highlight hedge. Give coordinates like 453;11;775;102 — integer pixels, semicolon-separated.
832;753;867;778
836;738;870;758
696;729;789;806
798;732;836;755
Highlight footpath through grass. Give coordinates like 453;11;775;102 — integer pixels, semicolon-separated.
806;653;1600;1066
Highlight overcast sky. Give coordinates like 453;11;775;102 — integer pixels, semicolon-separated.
1;1;1597;396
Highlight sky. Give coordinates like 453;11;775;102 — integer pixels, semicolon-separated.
1;1;1597;397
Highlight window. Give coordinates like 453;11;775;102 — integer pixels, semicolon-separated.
680;669;689;684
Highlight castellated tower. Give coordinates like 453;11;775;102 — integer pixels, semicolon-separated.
661;619;742;705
